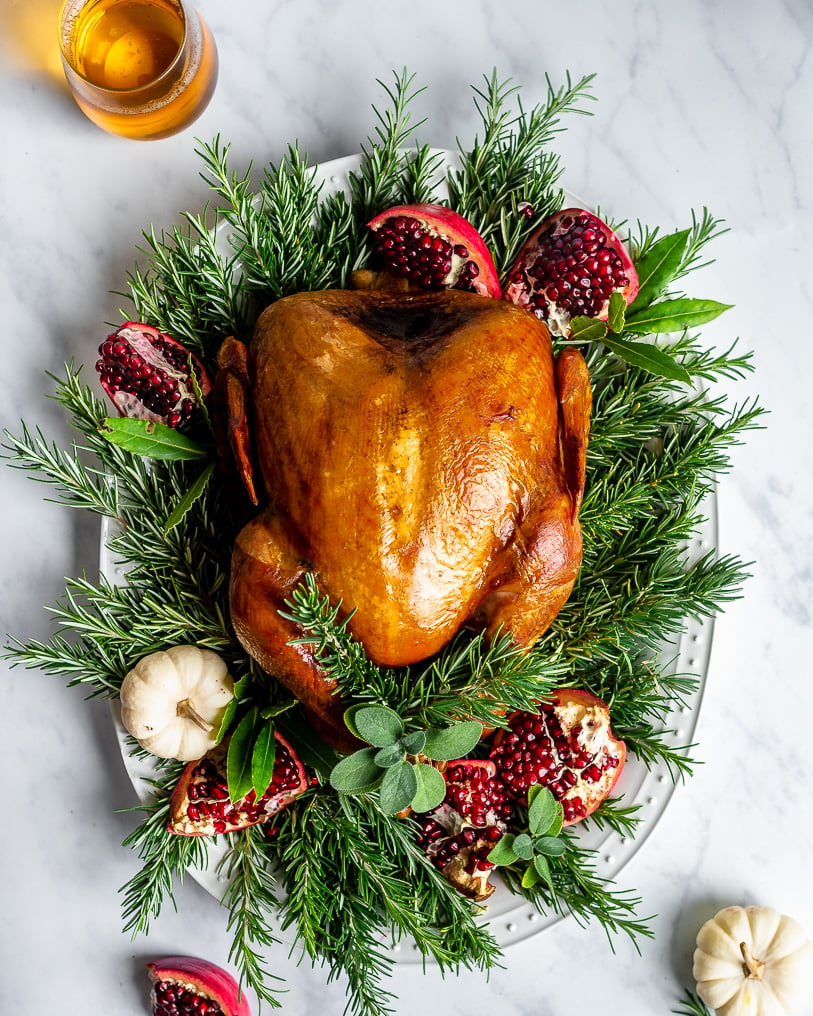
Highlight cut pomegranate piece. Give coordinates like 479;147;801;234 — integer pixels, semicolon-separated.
168;731;307;836
413;759;513;901
147;955;251;1016
489;689;626;826
503;208;638;336
96;321;211;428
366;203;501;297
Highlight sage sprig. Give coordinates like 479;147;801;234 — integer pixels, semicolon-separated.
330;704;482;814
487;785;566;890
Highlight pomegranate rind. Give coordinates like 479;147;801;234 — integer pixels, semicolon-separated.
490;688;626;826
96;321;212;427
367;202;501;298
147;955;251;1016
168;732;307;837
503;208;639;336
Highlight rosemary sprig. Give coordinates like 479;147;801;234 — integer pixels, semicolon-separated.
449;70;596;274
672;989;713;1016
275;793;499;1016
219;828;286;1009
499;830;655;948
120;774;210;937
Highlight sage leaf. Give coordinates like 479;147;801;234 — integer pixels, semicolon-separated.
373;743;406;769
602;334;692;383
227;708;260;802
624;297;732;335
330;747;383;794
378;760;418;814
98;417;211;460
353;705;404;747
487;834;519;866
544;802;565;838
629;228;690;310
521;863;541;889
534;835;567;857
527;786;558;836
163;461;215;534
251;721;277;796
532;853;553;889
512;832;534;861
342;703;366;741
607;291;627;334
401;729;427;756
410;762;446;813
569;316;608;343
422;720;483;761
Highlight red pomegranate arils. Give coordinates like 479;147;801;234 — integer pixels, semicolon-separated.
414;759;512;901
489;689;626;825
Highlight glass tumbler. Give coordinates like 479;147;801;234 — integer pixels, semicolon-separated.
58;0;218;140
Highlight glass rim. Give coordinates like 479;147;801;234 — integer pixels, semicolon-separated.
58;0;190;96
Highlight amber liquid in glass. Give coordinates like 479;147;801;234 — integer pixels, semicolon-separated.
60;0;218;140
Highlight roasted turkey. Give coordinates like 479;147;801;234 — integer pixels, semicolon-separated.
222;289;591;747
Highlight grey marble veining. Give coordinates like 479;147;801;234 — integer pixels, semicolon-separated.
2;1;813;1013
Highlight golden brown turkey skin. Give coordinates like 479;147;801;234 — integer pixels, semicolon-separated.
228;289;591;746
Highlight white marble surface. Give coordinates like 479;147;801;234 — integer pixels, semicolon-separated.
2;0;813;1012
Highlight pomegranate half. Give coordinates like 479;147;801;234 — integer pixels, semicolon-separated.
147;955;251;1016
413;759;513;901
367;203;501;297
96;322;211;429
489;689;626;825
168;731;307;836
503;208;638;336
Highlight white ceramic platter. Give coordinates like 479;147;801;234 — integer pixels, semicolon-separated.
102;151;714;961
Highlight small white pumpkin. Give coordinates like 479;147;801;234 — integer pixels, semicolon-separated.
693;905;813;1016
120;645;235;761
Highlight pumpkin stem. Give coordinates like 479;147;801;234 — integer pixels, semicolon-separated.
739;941;765;980
177;697;214;732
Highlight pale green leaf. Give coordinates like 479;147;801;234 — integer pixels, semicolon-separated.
422;721;483;761
527;786;558;836
353;705;404;747
512;832;534;861
533;853;553;889
487;834;518;867
373;743;406;769
401;729;427;756
534;835;567;857
329;748;383;794
378;760;418;814
410;763;447;813
521;864;541;889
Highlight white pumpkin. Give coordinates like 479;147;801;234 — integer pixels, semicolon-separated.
120;645;235;761
693;905;813;1016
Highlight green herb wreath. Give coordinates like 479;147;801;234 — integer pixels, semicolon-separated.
3;70;763;1015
